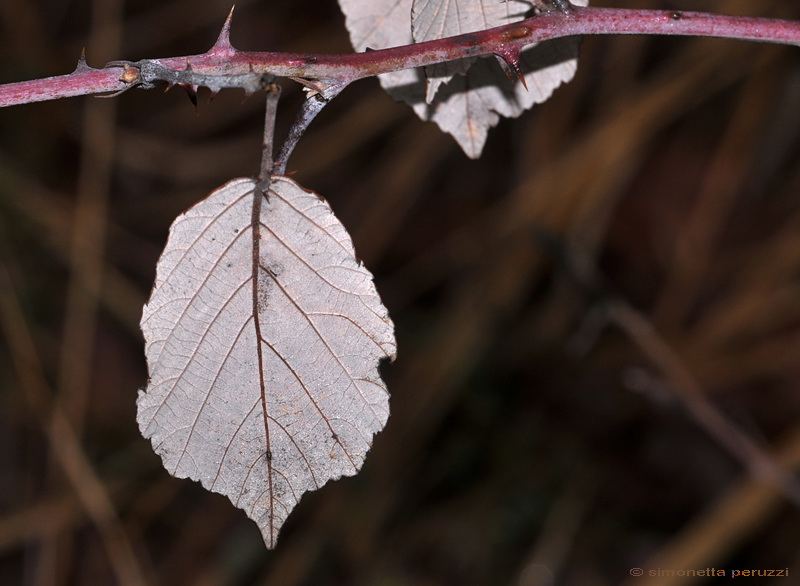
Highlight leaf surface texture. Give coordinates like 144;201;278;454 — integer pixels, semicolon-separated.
138;177;396;548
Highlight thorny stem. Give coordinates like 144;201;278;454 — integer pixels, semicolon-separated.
1;6;798;109
1;5;798;171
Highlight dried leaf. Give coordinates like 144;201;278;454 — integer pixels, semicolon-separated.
338;0;588;158
411;0;529;101
137;176;396;548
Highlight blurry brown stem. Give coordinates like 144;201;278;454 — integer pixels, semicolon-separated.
551;230;800;507
0;266;148;586
607;301;800;507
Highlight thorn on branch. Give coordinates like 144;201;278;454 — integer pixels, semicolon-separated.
182;84;200;111
211;6;237;55
74;49;92;73
494;49;528;90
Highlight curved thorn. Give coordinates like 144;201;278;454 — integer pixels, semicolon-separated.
495;49;527;90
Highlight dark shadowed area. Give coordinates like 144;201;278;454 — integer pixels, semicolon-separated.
0;0;799;584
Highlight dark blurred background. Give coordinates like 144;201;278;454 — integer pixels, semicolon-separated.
1;0;799;584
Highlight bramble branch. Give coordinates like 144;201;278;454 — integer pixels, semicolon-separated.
1;5;798;108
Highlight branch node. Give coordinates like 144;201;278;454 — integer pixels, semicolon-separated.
120;63;142;85
274;81;347;174
95;60;146;97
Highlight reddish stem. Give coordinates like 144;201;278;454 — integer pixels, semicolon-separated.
1;6;798;108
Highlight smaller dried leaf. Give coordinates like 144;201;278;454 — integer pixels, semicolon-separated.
338;0;588;158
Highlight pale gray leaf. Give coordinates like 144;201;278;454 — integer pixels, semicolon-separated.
411;0;529;101
137;176;396;548
338;0;588;158
414;35;582;157
337;0;413;51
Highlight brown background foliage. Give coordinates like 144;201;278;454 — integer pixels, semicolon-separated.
0;0;799;584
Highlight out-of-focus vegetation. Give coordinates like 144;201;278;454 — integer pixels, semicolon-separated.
0;0;798;584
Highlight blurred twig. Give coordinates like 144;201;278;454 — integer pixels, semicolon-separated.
0;265;148;586
553;235;800;508
609;301;800;506
623;425;800;586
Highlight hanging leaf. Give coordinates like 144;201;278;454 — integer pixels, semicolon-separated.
337;0;588;158
137;176;396;548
